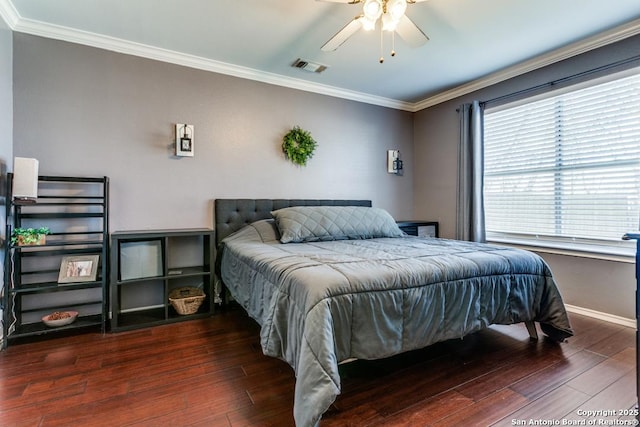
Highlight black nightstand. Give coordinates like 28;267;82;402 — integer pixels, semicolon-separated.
397;221;439;238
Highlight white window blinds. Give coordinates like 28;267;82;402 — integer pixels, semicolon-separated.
484;69;640;254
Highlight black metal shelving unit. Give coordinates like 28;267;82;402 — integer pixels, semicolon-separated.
110;228;215;332
2;175;109;349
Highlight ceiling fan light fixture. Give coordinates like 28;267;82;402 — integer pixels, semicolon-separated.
320;0;429;62
388;0;407;20
381;13;399;31
361;16;377;31
363;0;383;20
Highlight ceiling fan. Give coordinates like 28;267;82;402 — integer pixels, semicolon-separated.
319;0;430;63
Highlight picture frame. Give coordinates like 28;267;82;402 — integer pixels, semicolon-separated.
119;239;163;280
58;255;100;283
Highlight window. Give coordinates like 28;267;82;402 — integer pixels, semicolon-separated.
484;69;640;255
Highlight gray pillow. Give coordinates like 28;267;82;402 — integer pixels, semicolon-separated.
271;206;405;244
249;219;280;243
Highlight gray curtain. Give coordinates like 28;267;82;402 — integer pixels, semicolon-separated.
456;101;486;242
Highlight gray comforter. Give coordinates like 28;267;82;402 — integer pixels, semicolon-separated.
220;220;573;427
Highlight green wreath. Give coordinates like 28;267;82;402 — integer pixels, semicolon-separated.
282;126;317;166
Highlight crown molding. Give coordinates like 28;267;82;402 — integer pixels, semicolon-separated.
412;17;640;112
1;0;414;112
1;0;639;113
0;0;18;28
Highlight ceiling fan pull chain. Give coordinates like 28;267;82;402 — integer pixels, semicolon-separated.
391;31;396;57
379;26;384;63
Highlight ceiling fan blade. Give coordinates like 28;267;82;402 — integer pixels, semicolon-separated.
395;14;429;47
321;16;364;51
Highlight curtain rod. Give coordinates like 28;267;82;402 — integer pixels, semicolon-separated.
481;53;640;107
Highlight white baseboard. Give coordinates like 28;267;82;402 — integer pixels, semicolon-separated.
565;304;636;329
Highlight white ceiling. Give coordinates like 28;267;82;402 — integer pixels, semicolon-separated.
2;0;640;111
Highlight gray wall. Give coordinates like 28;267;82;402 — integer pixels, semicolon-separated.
0;14;13;343
0;17;11;165
413;34;640;320
13;34;414;233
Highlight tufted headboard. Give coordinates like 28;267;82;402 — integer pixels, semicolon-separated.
214;199;372;246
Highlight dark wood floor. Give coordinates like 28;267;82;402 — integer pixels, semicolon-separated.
0;305;636;427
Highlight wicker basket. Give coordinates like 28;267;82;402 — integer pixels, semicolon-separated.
169;287;205;315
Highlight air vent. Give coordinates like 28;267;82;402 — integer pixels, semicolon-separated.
292;58;328;73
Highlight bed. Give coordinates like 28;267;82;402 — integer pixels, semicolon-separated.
214;199;573;427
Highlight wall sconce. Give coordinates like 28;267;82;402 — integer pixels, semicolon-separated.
387;150;403;175
175;123;194;157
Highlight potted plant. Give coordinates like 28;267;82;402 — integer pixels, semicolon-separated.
282;126;318;166
11;227;50;246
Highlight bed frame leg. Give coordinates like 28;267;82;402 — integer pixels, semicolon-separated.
525;321;538;340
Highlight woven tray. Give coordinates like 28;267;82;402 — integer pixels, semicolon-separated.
168;287;205;315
